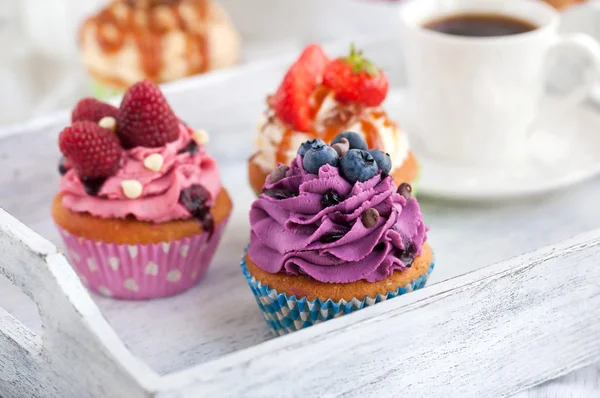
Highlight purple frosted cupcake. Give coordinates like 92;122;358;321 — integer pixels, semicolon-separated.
242;133;434;335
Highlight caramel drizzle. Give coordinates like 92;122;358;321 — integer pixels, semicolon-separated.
82;0;210;83
195;0;210;72
274;87;392;165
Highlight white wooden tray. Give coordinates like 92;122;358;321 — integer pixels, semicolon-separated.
2;35;600;397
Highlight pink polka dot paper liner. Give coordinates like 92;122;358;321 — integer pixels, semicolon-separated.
56;219;229;300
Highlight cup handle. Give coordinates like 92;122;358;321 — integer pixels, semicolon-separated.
531;33;600;138
545;33;600;113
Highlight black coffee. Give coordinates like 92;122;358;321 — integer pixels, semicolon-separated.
424;13;537;37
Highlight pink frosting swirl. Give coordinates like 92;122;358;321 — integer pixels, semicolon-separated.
249;156;428;283
59;124;221;223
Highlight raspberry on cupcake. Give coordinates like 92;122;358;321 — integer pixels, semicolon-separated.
242;132;433;335
71;98;119;123
249;43;419;196
59;121;123;179
52;80;232;300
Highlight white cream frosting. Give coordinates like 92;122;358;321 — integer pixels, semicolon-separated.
253;92;410;174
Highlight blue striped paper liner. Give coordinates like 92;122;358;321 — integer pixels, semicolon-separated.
240;251;435;336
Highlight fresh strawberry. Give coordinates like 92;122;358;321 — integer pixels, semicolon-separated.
272;44;329;131
72;98;118;123
59;121;123;179
296;43;330;80
323;45;388;107
116;80;179;148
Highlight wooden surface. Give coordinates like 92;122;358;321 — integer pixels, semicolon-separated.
5;193;600;396
155;230;600;397
0;208;159;398
1;23;600;398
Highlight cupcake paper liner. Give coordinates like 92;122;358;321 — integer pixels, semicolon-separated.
57;219;228;300
241;250;435;336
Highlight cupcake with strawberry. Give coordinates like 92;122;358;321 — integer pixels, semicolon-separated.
52;80;232;300
243;132;433;335
248;43;418;196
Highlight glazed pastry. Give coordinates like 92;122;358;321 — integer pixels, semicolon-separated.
52;80;232;300
79;0;241;97
242;132;433;335
248;44;419;196
544;0;584;9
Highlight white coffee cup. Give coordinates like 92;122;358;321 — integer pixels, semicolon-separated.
399;0;600;167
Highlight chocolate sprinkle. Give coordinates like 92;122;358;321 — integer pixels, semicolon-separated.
397;182;412;199
319;231;346;243
81;177;106;197
269;165;289;184
262;189;298;200
362;208;380;228
331;137;350;157
177;140;199;155
321;189;343;208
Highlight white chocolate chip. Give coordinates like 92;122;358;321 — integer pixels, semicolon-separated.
191;129;210;146
143;153;164;172
98;116;117;132
121;180;143;199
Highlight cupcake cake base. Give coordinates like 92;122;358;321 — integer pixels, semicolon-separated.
242;243;434;335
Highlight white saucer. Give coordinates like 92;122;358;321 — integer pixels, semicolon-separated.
386;89;600;201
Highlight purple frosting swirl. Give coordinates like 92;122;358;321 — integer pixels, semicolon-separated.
248;156;429;283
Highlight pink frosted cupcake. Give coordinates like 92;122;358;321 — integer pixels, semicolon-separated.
52;80;232;300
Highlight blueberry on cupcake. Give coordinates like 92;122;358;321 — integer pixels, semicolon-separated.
339;149;379;184
303;143;339;174
331;131;369;151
